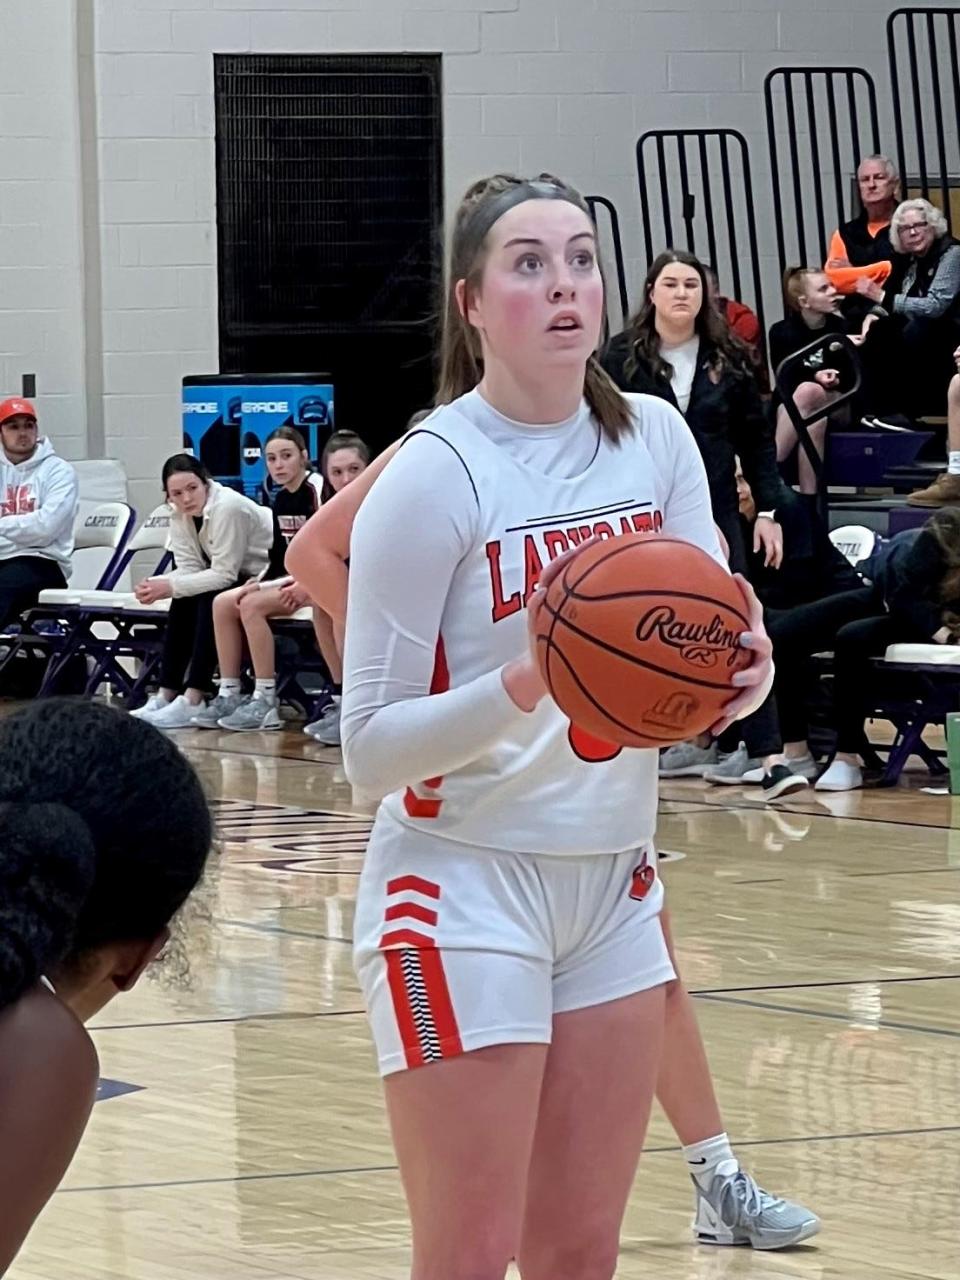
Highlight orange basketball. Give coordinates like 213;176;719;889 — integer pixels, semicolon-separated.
535;534;753;748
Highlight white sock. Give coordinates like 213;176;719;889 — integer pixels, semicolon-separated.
683;1133;738;1186
219;678;241;696
948;451;960;476
254;678;276;701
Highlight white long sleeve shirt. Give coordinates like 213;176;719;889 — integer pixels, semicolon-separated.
0;438;78;574
342;389;765;855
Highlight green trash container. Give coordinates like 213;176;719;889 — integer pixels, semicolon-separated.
947;712;960;795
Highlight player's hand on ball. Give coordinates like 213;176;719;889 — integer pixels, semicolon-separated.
709;574;773;737
503;536;601;712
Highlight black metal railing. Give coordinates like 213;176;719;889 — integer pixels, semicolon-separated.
635;129;766;340
888;7;960;232
586;195;630;329
764;67;881;276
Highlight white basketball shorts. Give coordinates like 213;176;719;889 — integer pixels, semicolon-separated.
353;814;674;1076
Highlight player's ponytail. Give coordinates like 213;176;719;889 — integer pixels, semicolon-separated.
0;802;97;1009
437;171;633;442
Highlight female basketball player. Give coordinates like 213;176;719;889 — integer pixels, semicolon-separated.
289;174;809;1277
0;698;212;1271
192;426;324;732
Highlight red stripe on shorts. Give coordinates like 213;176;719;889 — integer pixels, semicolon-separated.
386;875;441;899
384;901;439;926
418;947;463;1057
385;950;427;1069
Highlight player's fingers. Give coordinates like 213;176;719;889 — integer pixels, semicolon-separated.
732;573;764;630
537;534;602;591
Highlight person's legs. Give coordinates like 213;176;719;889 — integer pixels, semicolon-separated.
304;605;345;743
385;1046;546;1280
776;382;833;496
219;586;301;731
0;557;66;632
816;613;901;790
182;589;228;702
212;586;247;680
518;987;665;1280
158;594;200;700
655;908;821;1249
311;605;343;684
909;372;960;505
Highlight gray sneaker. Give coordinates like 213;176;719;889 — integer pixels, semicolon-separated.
304;699;341;745
218;696;281;732
192;691;248;728
659;740;719;777
693;1166;821;1250
703;744;761;785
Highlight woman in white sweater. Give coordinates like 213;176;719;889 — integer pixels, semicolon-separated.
131;454;273;729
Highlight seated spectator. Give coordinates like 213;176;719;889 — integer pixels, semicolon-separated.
825;155;900;296
816;509;960;791
0;698;212;1272
665;468;876;797
600;250;791;575
192;427;324;733
704;264;765;375
131;455;273;729
302;430;371;744
769;268;881;493
857;198;960;417
908;345;960;507
0;398;78;632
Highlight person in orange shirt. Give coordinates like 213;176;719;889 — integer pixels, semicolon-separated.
824;155;900;296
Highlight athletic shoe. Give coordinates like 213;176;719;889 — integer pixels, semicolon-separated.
907;472;960;507
304;698;341;744
761;764;809;800
659;740;719;777
861;414;914;434
814;759;863;792
145;694;202;730
191;691;248;728
743;752;819;784
129;693;168;719
703;745;760;785
218;696;281;732
693;1166;821;1250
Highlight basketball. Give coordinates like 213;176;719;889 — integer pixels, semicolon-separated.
535;534;753;748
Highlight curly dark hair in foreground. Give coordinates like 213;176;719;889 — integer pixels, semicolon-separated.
0;699;213;1009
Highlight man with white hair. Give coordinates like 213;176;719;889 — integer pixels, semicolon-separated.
824;154;900;296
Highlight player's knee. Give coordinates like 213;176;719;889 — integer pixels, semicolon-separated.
417;1239;516;1280
794;380;829;411
238;592;264;621
523;1234;619;1280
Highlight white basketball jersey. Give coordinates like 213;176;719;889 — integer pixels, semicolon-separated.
378;392;723;855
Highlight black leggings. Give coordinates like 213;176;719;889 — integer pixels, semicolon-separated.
160;582;242;694
0;556;67;631
830;612;932;753
765;587;880;746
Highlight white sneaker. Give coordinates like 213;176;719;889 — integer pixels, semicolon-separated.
218;696;282;732
304;698;341;745
659;740;719;777
130;693;168;719
147;694;202;730
693;1164;821;1250
814;759;863;792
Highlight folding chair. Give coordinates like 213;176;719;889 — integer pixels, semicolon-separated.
0;500;136;690
22;504;173;701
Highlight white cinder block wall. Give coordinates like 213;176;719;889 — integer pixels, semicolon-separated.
0;0;939;516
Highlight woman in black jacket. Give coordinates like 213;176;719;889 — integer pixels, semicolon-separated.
601;250;791;574
817;509;960;791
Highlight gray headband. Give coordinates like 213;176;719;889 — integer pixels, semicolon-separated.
463;180;588;251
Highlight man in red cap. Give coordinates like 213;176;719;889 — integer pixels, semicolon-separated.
0;398;78;631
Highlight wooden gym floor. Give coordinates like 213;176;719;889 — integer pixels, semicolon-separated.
13;725;960;1280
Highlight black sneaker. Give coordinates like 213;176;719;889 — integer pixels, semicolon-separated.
761;765;809;801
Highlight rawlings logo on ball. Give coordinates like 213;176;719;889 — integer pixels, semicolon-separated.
635;605;741;668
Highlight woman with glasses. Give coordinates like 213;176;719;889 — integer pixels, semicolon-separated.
857;198;960;417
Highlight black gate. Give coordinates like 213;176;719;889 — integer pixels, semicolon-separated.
888;6;960;232
764;67;881;276
635;129;766;340
586;194;630;330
